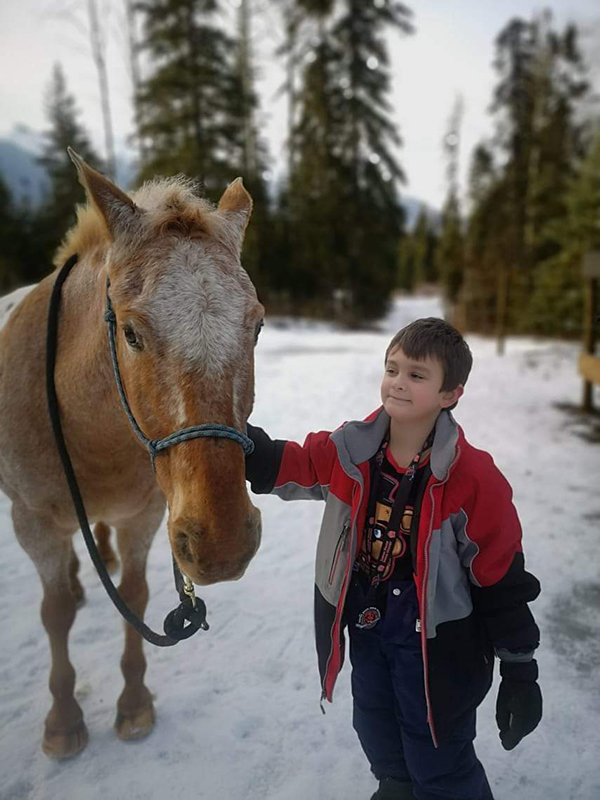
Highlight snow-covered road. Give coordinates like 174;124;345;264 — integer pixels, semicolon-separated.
1;295;598;800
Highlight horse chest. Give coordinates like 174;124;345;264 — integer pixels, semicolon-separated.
68;449;161;523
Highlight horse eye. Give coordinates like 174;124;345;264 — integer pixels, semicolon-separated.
254;320;264;344
123;324;142;351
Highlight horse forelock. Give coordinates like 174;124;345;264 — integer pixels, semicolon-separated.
133;177;216;240
54;175;218;268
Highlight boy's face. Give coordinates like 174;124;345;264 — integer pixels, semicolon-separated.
381;347;464;426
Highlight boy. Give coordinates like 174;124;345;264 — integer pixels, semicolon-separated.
245;318;542;800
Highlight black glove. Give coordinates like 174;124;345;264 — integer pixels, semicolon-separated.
496;659;542;750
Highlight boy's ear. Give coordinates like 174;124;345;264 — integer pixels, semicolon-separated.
441;385;464;408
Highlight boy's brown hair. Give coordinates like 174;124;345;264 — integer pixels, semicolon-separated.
385;318;472;407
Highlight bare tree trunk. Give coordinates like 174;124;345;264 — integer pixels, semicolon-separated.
238;0;257;177
124;0;146;166
185;3;204;178
582;277;597;412
285;6;299;176
496;265;508;356
443;95;464;200
88;0;116;179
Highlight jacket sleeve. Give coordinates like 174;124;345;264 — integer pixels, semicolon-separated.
245;423;337;501
457;455;541;662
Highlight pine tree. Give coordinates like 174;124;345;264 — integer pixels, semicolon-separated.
437;98;464;316
331;0;413;320
286;0;414;321
0;173;48;290
463;12;589;338
0;174;22;291
410;206;437;288
397;230;416;292
528;128;600;336
230;0;275;302
437;194;464;308
136;0;245;196
488;13;588;337
36;63;102;277
284;0;343;310
463;145;509;334
422;214;439;285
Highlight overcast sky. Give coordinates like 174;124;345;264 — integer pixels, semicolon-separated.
1;0;600;209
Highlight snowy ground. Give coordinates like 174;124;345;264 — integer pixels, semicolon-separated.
1;294;599;800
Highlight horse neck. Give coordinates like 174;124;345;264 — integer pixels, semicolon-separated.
58;252;136;445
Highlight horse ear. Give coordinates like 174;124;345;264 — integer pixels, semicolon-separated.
68;147;138;238
217;177;253;251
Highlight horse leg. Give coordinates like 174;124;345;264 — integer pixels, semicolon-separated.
12;503;88;759
94;521;119;574
114;494;165;741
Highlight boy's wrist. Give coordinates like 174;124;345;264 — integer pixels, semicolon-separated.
495;644;538;663
499;658;538;683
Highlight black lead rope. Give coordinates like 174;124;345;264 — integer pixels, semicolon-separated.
46;254;207;646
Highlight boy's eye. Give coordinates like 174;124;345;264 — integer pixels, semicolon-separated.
411;373;423;379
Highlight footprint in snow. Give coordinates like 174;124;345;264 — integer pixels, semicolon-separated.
233;715;263;740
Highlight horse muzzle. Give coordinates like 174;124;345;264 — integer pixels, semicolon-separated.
170;507;262;586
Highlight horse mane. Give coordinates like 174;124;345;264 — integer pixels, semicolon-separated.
54;176;218;268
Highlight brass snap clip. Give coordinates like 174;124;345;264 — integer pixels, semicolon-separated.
182;575;197;609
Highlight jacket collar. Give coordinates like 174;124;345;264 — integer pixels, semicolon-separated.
330;406;460;482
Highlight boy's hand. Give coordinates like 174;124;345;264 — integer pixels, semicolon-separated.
495;659;542;750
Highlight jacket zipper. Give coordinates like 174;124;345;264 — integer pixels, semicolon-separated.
328;523;350;584
420;447;461;749
322;470;366;704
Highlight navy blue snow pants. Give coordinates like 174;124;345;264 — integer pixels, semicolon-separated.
345;578;494;800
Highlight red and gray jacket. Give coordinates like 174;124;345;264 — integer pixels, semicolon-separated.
245;407;540;745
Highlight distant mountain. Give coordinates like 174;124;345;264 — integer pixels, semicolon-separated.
0;130;137;207
0;136;48;206
401;195;440;231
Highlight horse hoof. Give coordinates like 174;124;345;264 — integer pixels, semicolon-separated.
42;720;89;759
115;704;155;741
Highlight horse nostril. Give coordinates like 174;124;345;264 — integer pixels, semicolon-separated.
175;531;193;563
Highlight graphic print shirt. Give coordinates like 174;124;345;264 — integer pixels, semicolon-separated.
355;443;430;600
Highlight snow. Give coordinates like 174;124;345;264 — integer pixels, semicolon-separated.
1;294;599;800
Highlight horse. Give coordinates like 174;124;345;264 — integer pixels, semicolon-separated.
0;151;264;759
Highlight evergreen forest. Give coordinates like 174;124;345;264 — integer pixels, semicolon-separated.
1;2;599;338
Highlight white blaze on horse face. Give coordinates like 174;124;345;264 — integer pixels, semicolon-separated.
150;242;254;380
172;385;188;429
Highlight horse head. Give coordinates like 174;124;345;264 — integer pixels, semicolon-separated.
69;151;264;586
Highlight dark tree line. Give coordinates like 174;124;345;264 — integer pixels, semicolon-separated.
445;11;596;340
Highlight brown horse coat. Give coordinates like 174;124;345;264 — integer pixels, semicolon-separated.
0;153;264;758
